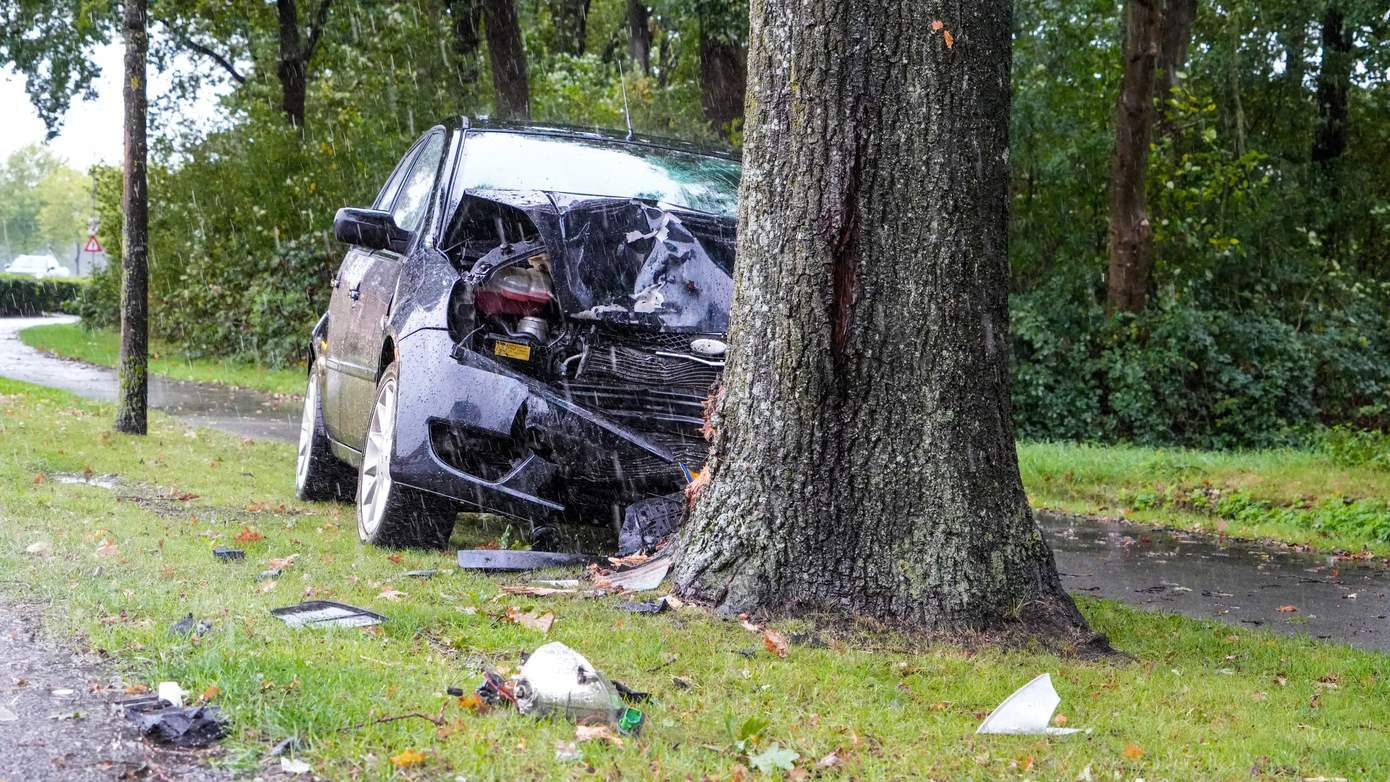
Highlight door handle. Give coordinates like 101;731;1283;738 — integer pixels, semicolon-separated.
349;284;361;301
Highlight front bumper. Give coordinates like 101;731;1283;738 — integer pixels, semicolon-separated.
390;328;690;521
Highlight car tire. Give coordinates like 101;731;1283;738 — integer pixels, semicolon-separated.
295;373;355;502
356;362;458;549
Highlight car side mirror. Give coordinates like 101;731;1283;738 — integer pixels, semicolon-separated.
333;208;410;253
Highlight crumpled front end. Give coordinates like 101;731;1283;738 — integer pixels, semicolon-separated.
391;192;733;522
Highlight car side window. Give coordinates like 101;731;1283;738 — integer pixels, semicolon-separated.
373;145;419;212
390;133;446;233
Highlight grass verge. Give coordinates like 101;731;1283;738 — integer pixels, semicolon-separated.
1;378;1387;780
1020;441;1390;555
19;321;304;397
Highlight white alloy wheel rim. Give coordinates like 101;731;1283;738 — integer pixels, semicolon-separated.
295;377;317;493
359;376;397;537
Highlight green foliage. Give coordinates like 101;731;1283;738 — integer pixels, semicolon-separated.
0;145;92;258
1321;426;1390;472
0;274;86;317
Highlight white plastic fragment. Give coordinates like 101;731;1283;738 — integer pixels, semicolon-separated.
157;681;185;708
975;673;1081;735
0;704;17;722
280;757;312;775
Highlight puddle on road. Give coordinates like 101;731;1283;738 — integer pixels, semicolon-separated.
1040;511;1390;650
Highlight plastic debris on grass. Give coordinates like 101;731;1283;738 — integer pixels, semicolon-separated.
473;642;645;736
976;674;1082;736
270;600;386;629
121;692;228;748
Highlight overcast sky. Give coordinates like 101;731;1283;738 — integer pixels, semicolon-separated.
1;41;227;172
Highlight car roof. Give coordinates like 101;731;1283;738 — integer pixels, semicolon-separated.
447;117;740;161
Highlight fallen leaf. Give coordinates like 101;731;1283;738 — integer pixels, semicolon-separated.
818;751;845;768
504;607;555;633
931;19;944;31
200;685;220;702
234;528;264;545
1121;744;1145;760
268;554;299;570
664;594;685;610
749;743;799;773
94;539;119;558
387;553;403;564
458;692;487;712
389;749;426;768
608;552;651;568
377;587;407;602
24;541;52;556
763;629;789;658
575;724;623;746
33;472;46;484
1052;713;1069;726
739;619;762;634
258;580;278;593
684;469;711;504
1277;605;1298;613
944;30;955;48
124;684;150;695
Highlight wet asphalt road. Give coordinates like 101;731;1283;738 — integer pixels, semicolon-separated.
2;316;1390;652
0;316;298;442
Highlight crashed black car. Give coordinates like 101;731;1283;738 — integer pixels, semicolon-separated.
295;119;739;548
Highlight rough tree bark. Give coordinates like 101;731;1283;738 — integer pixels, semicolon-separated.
628;0;652;74
116;0;149;435
696;5;745;137
673;0;1087;639
1312;3;1352;165
551;0;591;56
274;0;331;128
482;0;530;120
1106;0;1162;314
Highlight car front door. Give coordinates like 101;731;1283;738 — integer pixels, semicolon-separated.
321;137;423;445
336;129;448;449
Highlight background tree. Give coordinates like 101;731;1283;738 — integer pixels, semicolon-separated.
694;0;745;138
674;0;1087;638
1105;0;1161;314
116;0;150;435
274;0;333;127
483;0;530;118
627;0;652;73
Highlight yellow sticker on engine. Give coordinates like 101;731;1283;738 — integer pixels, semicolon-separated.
493;341;532;361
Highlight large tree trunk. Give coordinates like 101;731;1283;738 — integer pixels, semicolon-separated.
696;6;745;138
627;0;652;74
551;0;590;56
1106;0;1162;314
116;0;149;436
673;0;1087;639
1312;3;1351;165
482;0;530;119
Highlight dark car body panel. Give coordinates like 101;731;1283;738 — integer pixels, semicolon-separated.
313;119;737;523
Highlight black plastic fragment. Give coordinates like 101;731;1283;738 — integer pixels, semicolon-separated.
121;696;228;748
456;549;595;572
446;686;466;697
618;494;685;556
617;598;668;615
212;547;245;561
169;613;211;637
612;680;651;703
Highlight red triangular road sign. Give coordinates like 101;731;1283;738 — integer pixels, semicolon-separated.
84;236;103;253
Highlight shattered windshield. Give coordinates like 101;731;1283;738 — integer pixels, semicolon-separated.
458;131;741;217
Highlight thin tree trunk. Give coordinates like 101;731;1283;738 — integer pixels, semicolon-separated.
1106;0;1162;314
116;0;149;435
482;0;530;119
447;0;484;86
1157;0;1196;135
1312;3;1352;165
276;0;308;127
696;7;745;137
628;0;652;74
551;0;590;56
674;0;1088;640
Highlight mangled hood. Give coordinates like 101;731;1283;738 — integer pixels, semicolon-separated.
470;189;736;334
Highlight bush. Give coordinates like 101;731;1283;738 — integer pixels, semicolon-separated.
0;274;86;316
1011;284;1389;450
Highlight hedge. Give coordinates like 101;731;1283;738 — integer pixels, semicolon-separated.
0;274;87;317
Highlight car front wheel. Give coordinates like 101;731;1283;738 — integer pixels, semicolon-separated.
295;374;355;502
356;362;458;548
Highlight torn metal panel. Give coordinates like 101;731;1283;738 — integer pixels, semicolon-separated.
457;549;595;572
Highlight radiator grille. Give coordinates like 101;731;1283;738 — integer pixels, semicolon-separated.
579;345;721;389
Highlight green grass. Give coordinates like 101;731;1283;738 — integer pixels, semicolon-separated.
1020;441;1390;555
1;379;1387;780
19;322;304;397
